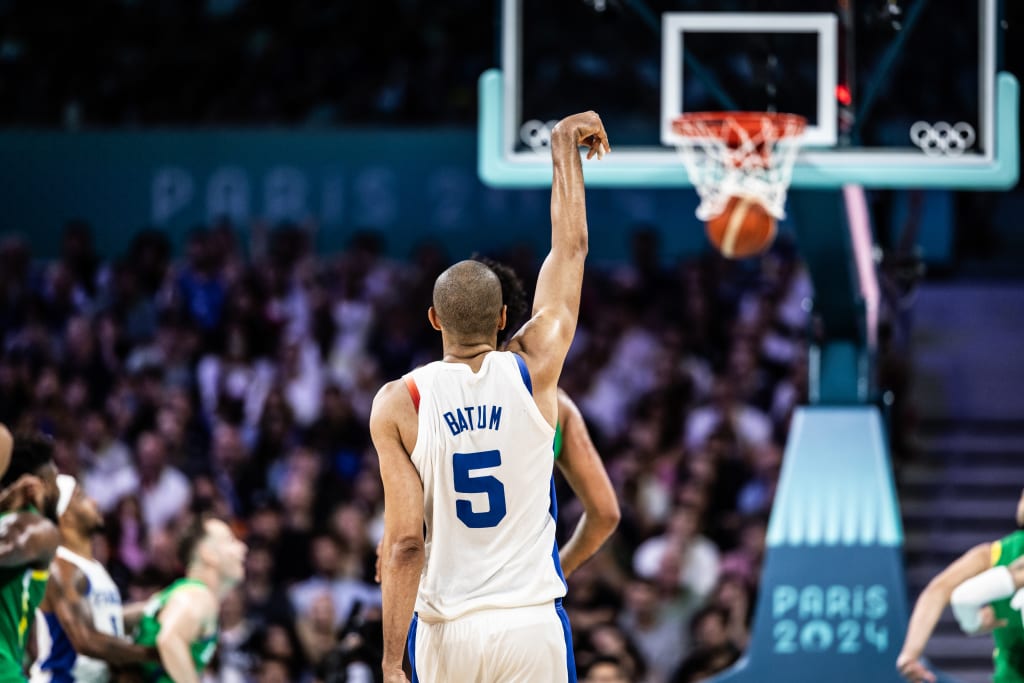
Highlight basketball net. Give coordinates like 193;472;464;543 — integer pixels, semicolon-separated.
672;112;806;221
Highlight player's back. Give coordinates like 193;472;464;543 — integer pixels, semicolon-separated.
407;351;566;622
31;547;124;683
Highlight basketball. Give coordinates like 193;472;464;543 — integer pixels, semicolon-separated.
704;195;777;259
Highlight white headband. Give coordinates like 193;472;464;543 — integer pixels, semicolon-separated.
56;474;77;518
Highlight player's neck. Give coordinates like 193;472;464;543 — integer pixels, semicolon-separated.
187;565;227;600
441;331;499;370
441;343;495;371
61;529;93;560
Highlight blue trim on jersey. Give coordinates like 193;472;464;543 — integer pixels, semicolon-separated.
548;477;566;590
40;611;76;682
512;353;532;395
555;599;577;683
408;613;419;683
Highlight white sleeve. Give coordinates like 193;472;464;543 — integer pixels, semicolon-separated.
950;566;1016;634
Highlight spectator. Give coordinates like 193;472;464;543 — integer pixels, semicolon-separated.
218;587;256;683
670;605;743;683
633;503;721;602
134;431;192;531
686;375;773;452
582;654;631;683
288;535;380;631
618;575;691;683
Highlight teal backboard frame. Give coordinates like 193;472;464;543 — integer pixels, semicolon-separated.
479;0;1018;190
479;68;1019;190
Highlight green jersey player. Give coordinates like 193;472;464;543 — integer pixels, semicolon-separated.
898;488;1024;683
0;431;62;682
133;515;246;683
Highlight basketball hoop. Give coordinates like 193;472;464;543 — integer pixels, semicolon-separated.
671;112;806;221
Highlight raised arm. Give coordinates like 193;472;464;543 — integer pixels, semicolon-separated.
508;112;609;418
897;542;992;682
0;511;59;569
371;380;425;683
43;558;156;665
155;586;216;683
554;390;619;578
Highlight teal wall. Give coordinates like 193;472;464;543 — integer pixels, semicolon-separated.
0;130;709;263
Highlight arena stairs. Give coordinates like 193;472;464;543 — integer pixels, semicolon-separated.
899;283;1024;683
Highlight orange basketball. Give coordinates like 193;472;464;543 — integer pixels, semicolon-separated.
705;196;777;259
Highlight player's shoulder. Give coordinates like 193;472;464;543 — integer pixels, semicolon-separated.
166;580;217;613
370;377;419;430
994;530;1024;564
372;378;411;411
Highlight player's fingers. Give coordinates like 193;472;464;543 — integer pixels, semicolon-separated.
897;661;923;680
907;663;935;683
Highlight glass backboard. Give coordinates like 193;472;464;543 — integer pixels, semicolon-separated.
479;0;1017;189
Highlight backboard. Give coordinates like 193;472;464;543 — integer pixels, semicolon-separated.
479;0;1018;189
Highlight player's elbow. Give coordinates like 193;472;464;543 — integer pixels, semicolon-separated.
560;235;588;259
594;499;621;534
386;536;425;567
64;628;89;655
923;574;953;598
66;625;102;658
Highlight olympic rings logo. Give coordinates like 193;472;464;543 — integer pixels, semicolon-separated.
909;121;976;157
519;119;559;152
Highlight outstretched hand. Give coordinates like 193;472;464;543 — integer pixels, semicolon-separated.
896;651;936;683
552;111;611;160
974;605;1007;634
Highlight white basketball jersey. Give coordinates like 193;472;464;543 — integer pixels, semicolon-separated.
407;351;566;622
31;547;125;683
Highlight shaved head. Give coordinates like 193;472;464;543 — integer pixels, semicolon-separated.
432;260;504;339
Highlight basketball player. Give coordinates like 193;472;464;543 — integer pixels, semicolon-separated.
371;110;609;683
0;433;62;682
897;487;1024;683
0;424;50;515
31;475;155;682
370;261;621;585
133;514;247;683
482;256;621;578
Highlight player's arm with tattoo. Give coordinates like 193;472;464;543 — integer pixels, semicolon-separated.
42;557;156;665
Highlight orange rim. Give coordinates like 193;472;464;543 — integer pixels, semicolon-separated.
672;111;807;146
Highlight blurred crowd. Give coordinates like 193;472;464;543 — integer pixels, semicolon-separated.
0;0;993;133
0;0;490;127
0;219;816;683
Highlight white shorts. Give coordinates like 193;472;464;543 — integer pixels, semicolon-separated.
409;600;576;683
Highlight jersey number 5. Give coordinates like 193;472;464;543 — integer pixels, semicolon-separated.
453;450;507;528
